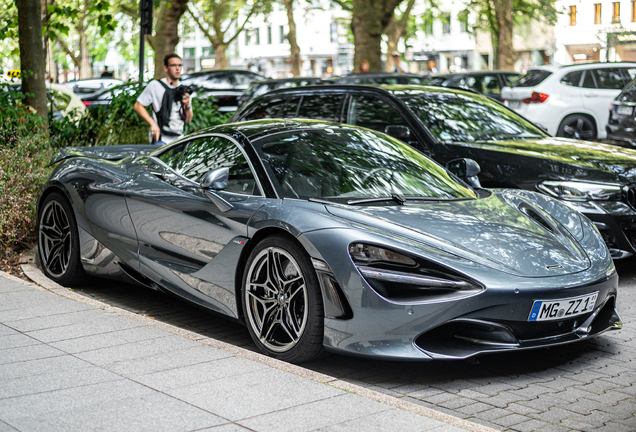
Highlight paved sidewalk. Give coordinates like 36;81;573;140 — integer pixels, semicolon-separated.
0;272;493;432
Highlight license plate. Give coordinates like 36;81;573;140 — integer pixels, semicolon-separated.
528;292;598;322
617;105;634;116
508;100;521;109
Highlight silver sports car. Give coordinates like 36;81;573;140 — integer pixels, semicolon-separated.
37;119;622;363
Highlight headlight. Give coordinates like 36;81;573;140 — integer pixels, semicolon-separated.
349;243;483;303
537;181;622;202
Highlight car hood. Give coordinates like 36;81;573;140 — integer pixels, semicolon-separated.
474;137;636;184
325;192;590;278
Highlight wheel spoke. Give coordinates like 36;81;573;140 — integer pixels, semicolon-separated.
576;118;584;132
580;129;594;139
247;289;277;309
46;242;64;271
283;307;301;340
260;307;281;340
563;125;575;136
287;283;305;301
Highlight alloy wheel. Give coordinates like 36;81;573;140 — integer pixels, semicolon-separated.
244;247;308;353
562;117;595;140
39;200;72;278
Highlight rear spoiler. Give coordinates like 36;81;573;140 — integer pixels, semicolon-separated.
49;145;158;166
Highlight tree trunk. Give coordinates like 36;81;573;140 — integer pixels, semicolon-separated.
283;0;300;77
214;44;229;69
383;0;415;72
351;0;403;73
78;5;91;79
493;0;514;71
16;0;48;127
153;0;189;78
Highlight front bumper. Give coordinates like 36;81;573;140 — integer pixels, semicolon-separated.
302;228;620;361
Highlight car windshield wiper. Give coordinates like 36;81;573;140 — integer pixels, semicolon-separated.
347;195;406;205
347;195;476;205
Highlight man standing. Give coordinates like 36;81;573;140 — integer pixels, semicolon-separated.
134;53;193;145
391;52;408;73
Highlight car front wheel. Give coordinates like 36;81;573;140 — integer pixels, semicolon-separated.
37;192;86;286
242;235;325;363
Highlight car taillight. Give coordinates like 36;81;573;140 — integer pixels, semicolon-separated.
83;101;92;106
522;92;549;104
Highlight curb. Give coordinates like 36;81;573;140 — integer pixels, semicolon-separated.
16;263;498;432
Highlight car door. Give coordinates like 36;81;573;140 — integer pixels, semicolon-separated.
124;135;269;317
582;68;626;137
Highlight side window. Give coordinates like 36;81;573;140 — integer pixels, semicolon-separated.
241;97;300;120
560;71;583;87
466;76;480;92
482;75;501;94
348;95;407;133
158;142;187;170
622;68;636;80
581;70;596;88
178;136;260;195
592;68;625;89
48;90;71;111
296;94;345;121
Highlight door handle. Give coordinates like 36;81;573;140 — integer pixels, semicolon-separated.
584;93;594;97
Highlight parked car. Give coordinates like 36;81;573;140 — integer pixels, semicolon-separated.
232;84;636;259
61;78;124;100
180;70;265;112
606;76;636;146
426;71;520;101
328;72;429;86
80;82;141;111
4;81;86;120
37;120;620;363
501;62;636;140
238;77;326;106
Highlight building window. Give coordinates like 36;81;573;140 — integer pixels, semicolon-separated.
458;10;469;33
330;22;337;43
442;14;451;34
255;28;260;45
184;47;195;58
569;5;577;26
612;1;620;23
594;3;601;24
202;47;213;57
267;26;272;44
245;31;251;46
632;1;635;22
280;25;285;44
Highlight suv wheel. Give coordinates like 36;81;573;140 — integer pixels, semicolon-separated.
557;114;596;141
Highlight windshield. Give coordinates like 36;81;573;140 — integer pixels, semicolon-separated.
397;89;547;142
253;126;476;203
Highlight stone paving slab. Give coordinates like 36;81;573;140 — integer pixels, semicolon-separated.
22;256;636;432
0;271;490;432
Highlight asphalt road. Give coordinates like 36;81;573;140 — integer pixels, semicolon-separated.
54;260;636;432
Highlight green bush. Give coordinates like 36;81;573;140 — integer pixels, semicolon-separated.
184;95;234;134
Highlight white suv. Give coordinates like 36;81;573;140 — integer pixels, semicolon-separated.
501;62;636;140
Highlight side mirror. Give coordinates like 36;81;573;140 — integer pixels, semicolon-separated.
446;158;482;189
200;167;229;191
200;167;233;212
384;125;411;141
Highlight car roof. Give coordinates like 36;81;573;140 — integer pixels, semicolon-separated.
432;71;519;78
182;69;263;78
254;77;324;84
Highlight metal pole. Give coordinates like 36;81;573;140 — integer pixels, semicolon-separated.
139;26;145;87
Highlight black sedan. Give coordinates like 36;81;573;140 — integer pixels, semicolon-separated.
232;84;636;259
607;77;636;146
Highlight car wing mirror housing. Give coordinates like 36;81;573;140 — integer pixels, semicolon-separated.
384;125;411;141
200;167;233;212
446;158;483;189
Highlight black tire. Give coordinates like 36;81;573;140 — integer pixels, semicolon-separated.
556;114;597;141
242;235;325;363
37;192;86;287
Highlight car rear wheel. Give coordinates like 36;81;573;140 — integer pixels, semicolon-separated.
557;114;596;141
242;235;325;363
38;192;86;286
